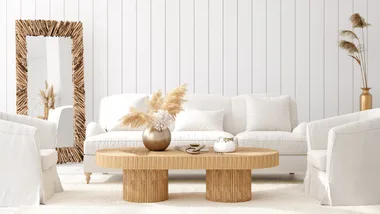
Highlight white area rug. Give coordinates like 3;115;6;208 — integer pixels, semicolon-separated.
1;164;380;214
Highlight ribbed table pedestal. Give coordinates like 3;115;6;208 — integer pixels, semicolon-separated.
123;169;169;202
206;170;252;202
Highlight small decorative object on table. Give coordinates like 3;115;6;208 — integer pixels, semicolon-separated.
214;137;238;153
174;144;209;154
121;84;187;151
339;13;372;111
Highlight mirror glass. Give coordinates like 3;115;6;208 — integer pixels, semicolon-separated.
26;36;73;118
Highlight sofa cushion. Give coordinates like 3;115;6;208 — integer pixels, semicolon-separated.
174;109;224;131
40;149;58;170
308;150;327;171
246;95;292;132
84;131;234;155
235;131;307;155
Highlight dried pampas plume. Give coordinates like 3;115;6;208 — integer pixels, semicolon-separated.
339;40;359;54
147;89;164;113
120;107;154;128
350;13;371;28
161;84;187;118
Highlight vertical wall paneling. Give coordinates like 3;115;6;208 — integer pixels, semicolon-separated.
165;0;180;92
65;0;78;21
252;0;267;94
79;0;94;123
93;0;108;122
266;0;281;95
0;0;6;111
21;0;35;20
338;0;353;115
208;0;223;94
108;0;122;95
223;0;238;96
180;0;195;93
3;0;379;121
324;0;339;118
368;0;380;108
309;0;325;121
36;0;49;19
136;0;151;93
237;0;251;94
50;0;64;20
122;0;137;93
295;0;310;122
151;0;166;93
353;0;368;111
280;0;296;98
6;0;20;113
194;0;209;94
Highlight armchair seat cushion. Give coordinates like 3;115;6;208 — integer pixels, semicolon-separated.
40;149;58;170
235;131;307;155
84;131;234;155
308;150;327;171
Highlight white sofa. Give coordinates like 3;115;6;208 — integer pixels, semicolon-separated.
84;94;307;183
304;109;380;206
0;112;63;206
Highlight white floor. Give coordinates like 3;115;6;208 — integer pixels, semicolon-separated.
1;164;380;214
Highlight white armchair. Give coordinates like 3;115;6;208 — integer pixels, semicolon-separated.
304;109;380;206
0;112;63;206
48;106;74;148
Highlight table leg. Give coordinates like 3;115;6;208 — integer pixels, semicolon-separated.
206;169;251;202
123;169;169;202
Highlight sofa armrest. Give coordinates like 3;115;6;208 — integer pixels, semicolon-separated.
292;122;307;136
326;117;380;179
306;112;362;150
86;122;106;138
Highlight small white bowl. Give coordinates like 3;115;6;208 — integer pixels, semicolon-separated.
214;140;237;153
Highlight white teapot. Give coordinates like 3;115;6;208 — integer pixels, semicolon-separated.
214;137;238;153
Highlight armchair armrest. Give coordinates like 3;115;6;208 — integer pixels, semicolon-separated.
292;122;307;136
326;116;380;181
86;122;106;138
0;112;56;149
307;112;362;150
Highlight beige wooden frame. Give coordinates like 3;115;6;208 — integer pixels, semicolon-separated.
15;20;85;163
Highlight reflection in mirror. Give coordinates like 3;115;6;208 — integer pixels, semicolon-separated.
27;36;73;118
27;36;75;149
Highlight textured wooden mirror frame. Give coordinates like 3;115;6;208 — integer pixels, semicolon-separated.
15;20;85;163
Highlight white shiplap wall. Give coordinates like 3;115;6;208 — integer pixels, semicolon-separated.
1;0;380;124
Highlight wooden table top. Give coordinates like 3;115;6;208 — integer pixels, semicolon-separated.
96;147;279;170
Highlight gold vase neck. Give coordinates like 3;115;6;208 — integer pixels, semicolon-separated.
361;87;371;91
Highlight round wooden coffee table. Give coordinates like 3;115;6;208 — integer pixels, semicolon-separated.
96;147;279;203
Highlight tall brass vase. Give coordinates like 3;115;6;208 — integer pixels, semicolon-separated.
360;88;372;111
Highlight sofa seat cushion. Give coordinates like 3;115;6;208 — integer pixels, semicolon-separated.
308;150;327;171
40;149;58;170
85;131;234;155
235;131;307;155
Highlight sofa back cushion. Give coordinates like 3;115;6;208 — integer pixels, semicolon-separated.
230;95;298;135
174;109;225;131
98;94;149;130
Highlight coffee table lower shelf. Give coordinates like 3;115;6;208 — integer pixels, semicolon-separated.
122;169;252;203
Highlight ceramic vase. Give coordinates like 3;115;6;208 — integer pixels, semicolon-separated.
214;137;237;153
142;126;171;151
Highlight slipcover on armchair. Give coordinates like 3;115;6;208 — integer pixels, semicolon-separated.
0;112;63;206
304;109;380;206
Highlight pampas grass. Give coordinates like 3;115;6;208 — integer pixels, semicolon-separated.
339;13;370;88
38;81;56;109
121;84;188;130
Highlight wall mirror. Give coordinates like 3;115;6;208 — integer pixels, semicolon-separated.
16;20;85;163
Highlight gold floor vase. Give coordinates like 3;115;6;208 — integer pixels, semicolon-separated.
360;88;372;111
